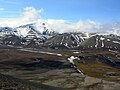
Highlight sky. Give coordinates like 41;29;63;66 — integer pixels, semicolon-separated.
0;0;120;33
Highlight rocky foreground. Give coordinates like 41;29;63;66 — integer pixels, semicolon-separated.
0;48;120;90
0;71;120;90
0;73;65;90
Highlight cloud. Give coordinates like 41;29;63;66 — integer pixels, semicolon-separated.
0;8;4;11
40;19;103;33
0;7;43;27
22;7;43;23
0;6;117;34
106;22;120;36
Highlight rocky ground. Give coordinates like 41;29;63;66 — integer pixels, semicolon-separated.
0;48;120;90
0;73;64;90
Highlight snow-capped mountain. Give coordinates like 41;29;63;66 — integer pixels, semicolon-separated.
0;23;57;46
16;23;40;37
0;27;25;45
16;23;57;37
15;23;57;45
0;27;16;36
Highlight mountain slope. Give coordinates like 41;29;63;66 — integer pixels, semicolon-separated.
80;34;120;51
44;33;90;49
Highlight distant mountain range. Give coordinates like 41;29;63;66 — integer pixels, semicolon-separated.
0;23;120;51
